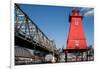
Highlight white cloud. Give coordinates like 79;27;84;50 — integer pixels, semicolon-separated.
84;9;94;16
80;8;88;11
80;8;94;16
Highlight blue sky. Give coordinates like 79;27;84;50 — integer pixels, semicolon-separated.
17;4;94;49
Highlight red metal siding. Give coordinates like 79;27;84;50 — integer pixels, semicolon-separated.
66;9;87;49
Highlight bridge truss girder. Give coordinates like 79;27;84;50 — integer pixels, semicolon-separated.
14;4;59;55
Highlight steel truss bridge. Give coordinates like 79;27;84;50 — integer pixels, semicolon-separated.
14;4;59;64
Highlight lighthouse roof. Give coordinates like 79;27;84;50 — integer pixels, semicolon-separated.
72;8;80;16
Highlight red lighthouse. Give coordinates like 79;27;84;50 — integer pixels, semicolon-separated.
65;8;88;62
67;9;87;49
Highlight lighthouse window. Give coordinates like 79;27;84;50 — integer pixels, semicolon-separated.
75;18;78;26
